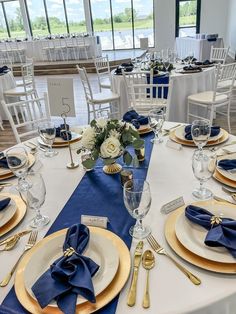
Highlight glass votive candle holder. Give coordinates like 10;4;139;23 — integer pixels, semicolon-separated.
81;149;94;171
120;170;133;187
135;146;145;162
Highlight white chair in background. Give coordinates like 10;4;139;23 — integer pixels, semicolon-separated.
15;58;34;87
65;38;77;60
210;47;229;64
1;93;50;143
77;66;120;123
52;39;67;61
5;41;26;64
94;55;112;91
76;36;90;59
187;63;236;132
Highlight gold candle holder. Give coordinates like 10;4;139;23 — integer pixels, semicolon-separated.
120;170;133;187
135;146;145;161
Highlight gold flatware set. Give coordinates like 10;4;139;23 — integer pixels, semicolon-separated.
0;230;31;252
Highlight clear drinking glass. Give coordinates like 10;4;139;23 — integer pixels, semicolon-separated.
192;150;216;200
123;179;152;239
26;172;50;228
38;122;58;158
6;147;31;191
191;119;211;152
148;108;165;144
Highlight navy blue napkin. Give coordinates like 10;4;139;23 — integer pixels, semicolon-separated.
123;110;148;129
184;125;220;140
0;156;21;169
0;198;11;211
0;66;9;74
56;124;72;141
185;205;236;257
218;159;236;171
32;224;99;314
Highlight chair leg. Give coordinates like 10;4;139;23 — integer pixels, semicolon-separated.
227;103;231;133
187;100;190;123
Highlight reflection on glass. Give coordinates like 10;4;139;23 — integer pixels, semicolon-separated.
27;0;48;36
0;5;8;39
66;0;86;34
4;0;26;38
46;0;67;35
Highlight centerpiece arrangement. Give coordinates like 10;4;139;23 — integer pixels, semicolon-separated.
78;118;144;174
148;60;174;74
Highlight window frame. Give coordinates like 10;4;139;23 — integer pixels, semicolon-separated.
175;0;201;38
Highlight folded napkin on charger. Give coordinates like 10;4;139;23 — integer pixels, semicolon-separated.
32;224;99;314
56;124;72;141
218;159;236;171
123;110;148;129
0;198;11;211
0;156;21;169
183;65;202;72
185;205;236;257
0;66;10;74
184;125;220;140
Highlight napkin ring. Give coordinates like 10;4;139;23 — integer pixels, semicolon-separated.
210;216;222;226
64;247;78;257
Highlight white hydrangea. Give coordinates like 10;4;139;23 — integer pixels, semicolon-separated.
81;127;96;150
100;137;121;158
109;129;120;139
96;118;107;129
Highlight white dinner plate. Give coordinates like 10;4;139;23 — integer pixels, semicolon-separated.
24;231;119;306
217;153;236;182
37;132;82;147
175;202;236;263
174;125;223;142
0;196;17;228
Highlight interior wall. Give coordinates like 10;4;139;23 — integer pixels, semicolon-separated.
226;0;236;58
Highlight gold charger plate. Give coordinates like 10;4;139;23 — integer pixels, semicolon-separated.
169;128;229;147
138;124;152;135
0;193;27;237
213;168;236;188
15;226;131;314
165;201;236;274
0;154;35;181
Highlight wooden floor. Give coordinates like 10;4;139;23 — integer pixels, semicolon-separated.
0;72;236;151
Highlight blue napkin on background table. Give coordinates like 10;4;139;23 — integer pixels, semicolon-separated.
32;224;99;314
185;205;236;257
123;110;148;129
184;125;220;140
0;198;11;211
218;159;236;171
0;156;21;169
56;124;72;141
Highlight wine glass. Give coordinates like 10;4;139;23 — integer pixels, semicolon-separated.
6;147;31;191
148;108;165;144
123;179;152;239
189;51;195;66
192;150;216;200
26;172;50;228
38;122;58;158
191;119;211;153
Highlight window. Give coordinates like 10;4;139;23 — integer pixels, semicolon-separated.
176;0;201;37
66;0;86;34
27;0;49;36
45;0;67;35
0;3;9;39
90;0;154;50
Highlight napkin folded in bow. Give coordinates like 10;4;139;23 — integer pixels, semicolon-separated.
218;159;236;171
32;224;99;314
0;66;9;74
185;205;236;257
0;197;11;211
184;125;220;140
123;110;148;129
56;124;72;141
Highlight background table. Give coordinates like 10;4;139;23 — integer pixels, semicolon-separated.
176;37;224;61
1;129;236;313
0;71;16;123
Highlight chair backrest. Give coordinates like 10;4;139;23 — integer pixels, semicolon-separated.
21;62;35;91
215;63;236;99
210;47;229;64
1;93;50;143
77;65;93;102
94;55;111;87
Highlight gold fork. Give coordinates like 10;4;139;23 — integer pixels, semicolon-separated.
0;231;38;287
147;234;201;285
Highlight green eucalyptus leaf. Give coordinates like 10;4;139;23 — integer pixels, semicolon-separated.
103;158;115;165
76;148;82;155
90;120;97;127
129;126;140;139
133;139;145;149
82;159;96;169
91;148;99;160
132;155;140;168
123;151;132;166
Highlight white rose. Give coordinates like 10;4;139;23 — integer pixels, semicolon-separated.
81;127;96;150
100;137;121;158
96;118;107;129
109;129;120;139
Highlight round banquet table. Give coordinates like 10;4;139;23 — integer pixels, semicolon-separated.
1;127;236;314
0;71;16;123
111;66;216;123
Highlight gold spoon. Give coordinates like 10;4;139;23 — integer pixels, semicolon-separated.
142;250;155;308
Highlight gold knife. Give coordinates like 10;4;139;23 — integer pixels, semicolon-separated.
127;240;143;306
0;230;31;246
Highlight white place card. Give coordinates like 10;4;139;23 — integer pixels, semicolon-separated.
161;196;185;214
166;139;182;150
81;215;108;229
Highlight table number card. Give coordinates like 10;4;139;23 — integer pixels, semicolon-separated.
47;78;76;117
161;197;185;214
81;215;108;229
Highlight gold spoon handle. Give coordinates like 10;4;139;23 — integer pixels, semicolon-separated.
142;269;150;308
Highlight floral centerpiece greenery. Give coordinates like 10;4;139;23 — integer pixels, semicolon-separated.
77;118;144;170
149;60;174;73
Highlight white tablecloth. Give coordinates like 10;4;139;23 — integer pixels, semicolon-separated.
112;67;216;123
0;71;16;122
175;37;224;61
1;130;236;313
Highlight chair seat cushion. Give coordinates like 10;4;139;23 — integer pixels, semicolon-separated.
100;77;111;88
188;91;228;104
4;86;34;96
91;90;119;104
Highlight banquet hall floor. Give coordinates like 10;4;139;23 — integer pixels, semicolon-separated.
0;73;236;151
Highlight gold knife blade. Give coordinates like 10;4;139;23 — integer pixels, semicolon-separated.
127;240;143;306
0;230;31;246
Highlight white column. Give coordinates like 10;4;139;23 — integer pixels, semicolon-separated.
19;0;31;39
83;0;93;34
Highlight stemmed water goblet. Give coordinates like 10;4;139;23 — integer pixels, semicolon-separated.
148;108;166;144
38;122;58;158
6;147;31;191
191;119;211;153
123;179;152;239
25;172;50;228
